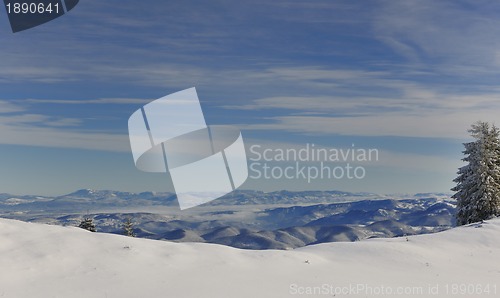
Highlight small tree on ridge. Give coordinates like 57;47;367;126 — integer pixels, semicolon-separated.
78;216;97;232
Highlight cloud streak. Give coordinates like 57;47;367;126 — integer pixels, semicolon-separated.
25;98;155;105
373;1;500;73
0;102;128;152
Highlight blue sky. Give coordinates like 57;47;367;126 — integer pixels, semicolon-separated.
1;0;499;195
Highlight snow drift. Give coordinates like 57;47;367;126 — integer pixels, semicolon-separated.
0;218;499;297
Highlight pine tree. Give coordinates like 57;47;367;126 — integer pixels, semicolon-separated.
78;216;97;232
452;121;500;225
123;217;135;237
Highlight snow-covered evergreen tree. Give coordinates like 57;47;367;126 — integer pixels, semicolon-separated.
452;121;500;225
123;217;135;237
78;217;97;232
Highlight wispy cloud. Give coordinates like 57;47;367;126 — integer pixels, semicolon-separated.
223;64;500;139
0;102;127;151
241;113;480;139
25;98;154;105
2;2;497;148
373;1;500;73
0;120;128;152
0;100;26;113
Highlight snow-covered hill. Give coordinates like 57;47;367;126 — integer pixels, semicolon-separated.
0;218;499;298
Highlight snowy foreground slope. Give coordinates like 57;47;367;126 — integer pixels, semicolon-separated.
0;218;499;298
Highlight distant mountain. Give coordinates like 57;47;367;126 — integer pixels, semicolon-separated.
0;189;456;250
210;190;384;205
0;189;390;213
0;189;178;212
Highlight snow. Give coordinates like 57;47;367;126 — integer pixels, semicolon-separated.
1;218;499;297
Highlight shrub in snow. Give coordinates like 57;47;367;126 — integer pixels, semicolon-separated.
78;217;97;232
123;217;135;237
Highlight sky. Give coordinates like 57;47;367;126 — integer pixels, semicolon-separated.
1;0;499;196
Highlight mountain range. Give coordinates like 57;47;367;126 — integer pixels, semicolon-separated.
0;189;456;249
